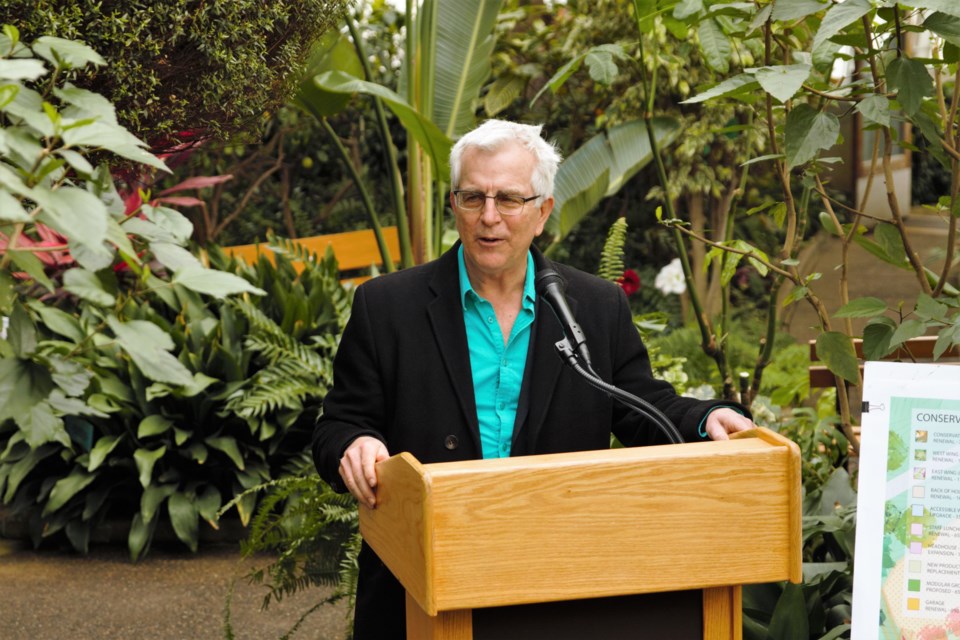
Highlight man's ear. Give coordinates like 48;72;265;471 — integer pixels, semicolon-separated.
534;196;554;236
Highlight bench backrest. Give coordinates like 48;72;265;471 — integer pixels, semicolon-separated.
224;227;400;284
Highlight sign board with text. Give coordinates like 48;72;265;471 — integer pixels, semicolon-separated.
852;362;960;639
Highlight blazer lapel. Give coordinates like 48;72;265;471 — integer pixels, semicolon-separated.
426;246;482;453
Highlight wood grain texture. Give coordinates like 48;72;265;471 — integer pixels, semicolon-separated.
406;593;472;640
703;586;741;640
358;452;433;612
361;428;802;614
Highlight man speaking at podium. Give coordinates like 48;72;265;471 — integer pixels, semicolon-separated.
312;119;755;638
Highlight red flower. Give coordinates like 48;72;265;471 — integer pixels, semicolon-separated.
617;268;641;296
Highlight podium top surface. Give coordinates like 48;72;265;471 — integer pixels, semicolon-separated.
360;428;801;615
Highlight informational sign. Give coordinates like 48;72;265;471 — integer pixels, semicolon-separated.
852;362;960;640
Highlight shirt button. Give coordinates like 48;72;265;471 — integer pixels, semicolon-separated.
444;435;459;450
487;316;494;323
501;359;507;366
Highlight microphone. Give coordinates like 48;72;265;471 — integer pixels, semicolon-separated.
535;267;683;445
535;268;593;368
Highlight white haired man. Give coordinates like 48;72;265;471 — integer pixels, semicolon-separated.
312;119;754;638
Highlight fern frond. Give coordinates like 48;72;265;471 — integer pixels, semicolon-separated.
597;217;629;283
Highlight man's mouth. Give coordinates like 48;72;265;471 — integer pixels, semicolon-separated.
478;236;502;245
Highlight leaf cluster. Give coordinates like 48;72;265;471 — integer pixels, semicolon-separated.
0;30;351;559
0;0;349;143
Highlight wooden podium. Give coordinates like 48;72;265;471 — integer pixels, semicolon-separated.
360;428;802;640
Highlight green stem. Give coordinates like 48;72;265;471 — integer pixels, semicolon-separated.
635;29;722;383
347;14;412;269
319;118;395;273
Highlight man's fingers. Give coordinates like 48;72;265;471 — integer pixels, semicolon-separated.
339;437;389;509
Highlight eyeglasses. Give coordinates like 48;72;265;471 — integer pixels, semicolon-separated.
452;190;540;216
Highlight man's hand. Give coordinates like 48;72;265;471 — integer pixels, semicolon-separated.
339;436;390;509
704;407;755;441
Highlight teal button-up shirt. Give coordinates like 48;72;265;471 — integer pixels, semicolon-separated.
458;246;536;459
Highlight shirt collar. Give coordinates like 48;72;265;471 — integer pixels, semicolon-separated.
457;245;537;311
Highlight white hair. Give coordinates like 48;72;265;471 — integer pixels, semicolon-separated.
449;119;563;198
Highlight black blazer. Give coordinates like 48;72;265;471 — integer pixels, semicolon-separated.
312;244;745;639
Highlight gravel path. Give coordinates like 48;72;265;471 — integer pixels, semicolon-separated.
0;539;350;640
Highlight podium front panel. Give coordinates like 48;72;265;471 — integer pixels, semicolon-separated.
471;589;702;639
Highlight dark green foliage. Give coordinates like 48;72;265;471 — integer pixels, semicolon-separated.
221;471;360;639
0;0;348;142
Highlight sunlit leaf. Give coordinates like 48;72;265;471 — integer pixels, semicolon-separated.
813;0;872;51
754;64;811;103
835;297;887;318
784;104;839;168
816;331;860;384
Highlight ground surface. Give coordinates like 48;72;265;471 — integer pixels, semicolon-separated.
0;539;350;640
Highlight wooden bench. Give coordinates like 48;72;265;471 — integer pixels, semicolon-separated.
224;226;400;284
808;335;960;389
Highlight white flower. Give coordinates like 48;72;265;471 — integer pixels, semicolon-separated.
654;258;687;295
683;384;716;401
0;316;7;340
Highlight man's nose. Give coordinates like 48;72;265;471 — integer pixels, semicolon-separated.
479;197;502;224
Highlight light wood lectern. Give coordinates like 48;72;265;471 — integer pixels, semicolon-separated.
360;428;802;640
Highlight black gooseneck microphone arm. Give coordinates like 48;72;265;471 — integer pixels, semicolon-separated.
535;268;684;445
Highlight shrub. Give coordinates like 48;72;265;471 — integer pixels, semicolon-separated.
0;0;349;142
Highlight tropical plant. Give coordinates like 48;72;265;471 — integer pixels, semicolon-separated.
0;30;350;558
645;0;960;441
221;470;361;640
0;0;349;143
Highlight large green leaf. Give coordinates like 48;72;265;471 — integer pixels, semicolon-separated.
61;121;167;171
107;317;194;386
901;0;960;19
784;104;839;168
294;32;363;119
33;36;106;70
856;94;891;128
680;73;759;104
312;70;453;184
128;511;157;561
431;0;502;138
754;64;811;103
168;491;199;552
88;434;122;472
206;436;245;470
766;582;809;640
0;358;53;424
138;415;173;438
887;57;933;117
813;0;872;51
698;19;731;74
816;331;860;384
141;484;177;524
924;12;960;48
63;268;116;306
171;266;265;298
133;446;167;489
43;468;96;516
890;319;928;349
31;186;108;255
2;444;57;502
835;297;887;318
771;0;827;21
549;117;682;239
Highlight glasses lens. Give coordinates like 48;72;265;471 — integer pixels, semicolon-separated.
457;191;486;210
495;194;525;214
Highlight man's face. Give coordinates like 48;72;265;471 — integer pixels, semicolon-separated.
452;141;554;284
